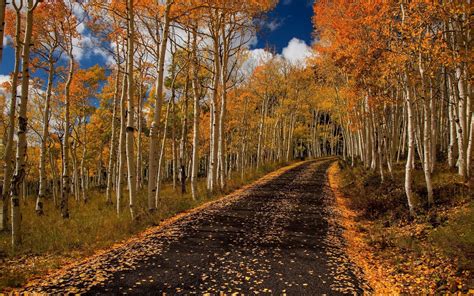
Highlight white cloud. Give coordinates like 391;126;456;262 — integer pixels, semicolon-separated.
282;38;313;65
71;31;114;66
257;19;283;32
77;23;86;34
241;48;274;77
249;35;258;48
265;20;282;31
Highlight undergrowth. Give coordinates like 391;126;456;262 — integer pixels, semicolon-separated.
338;160;473;293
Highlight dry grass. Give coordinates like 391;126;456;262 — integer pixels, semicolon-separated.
336;160;473;294
0;161;290;291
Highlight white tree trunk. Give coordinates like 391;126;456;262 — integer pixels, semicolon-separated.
36;56;55;215
190;27;200;201
1;5;22;231
126;0;137;220
147;0;171;211
106;69;121;205
61;49;74;219
116;73;127;215
11;0;36;247
404;78;416;217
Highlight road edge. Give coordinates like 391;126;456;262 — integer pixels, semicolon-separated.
327;161;395;295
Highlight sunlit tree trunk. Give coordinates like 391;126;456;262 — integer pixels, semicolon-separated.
148;0;171;211
61;43;75;219
180;76;190;194
455;67;468;181
207;28;220;192
1;3;22;231
116;72;127;215
218;21;229;191
106;68;121;205
419;57;433;205
136;76;144;190
126;0;137;219
80;119;87;203
171;93;177;190
155;100;172;206
190;27;200;201
36;53;55;215
404;75;416;217
11;0;36;247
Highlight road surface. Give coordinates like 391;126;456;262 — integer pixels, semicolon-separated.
24;159;366;295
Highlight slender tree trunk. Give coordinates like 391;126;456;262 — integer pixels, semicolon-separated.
208;35;220;192
147;0;171;211
126;0;137;220
404;76;416;217
36;55;55;215
1;5;22;231
448;92;456;168
60;46;75;219
11;0;35;247
155;100;172;206
218;22;229;191
180;76;190;194
419;58;433;205
171;94;177;190
49;150;58;206
80;119;87;203
136;79;144;190
190;27;200;201
106;68;121;205
455;67;468;181
116;72;127;215
467;113;474;176
171;93;178;190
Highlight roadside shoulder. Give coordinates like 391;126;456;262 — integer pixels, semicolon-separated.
327;161;396;294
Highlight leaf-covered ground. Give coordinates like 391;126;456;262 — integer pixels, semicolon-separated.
329;162;474;294
20;159;367;294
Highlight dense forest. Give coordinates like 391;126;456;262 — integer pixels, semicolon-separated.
313;1;472;214
0;0;472;292
0;0;342;250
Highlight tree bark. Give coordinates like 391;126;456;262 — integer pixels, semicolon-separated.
147;0;171;211
36;54;55;215
190;27;200;201
1;3;22;231
116;72;127;215
11;0;36;247
106;68;121;205
404;75;416;217
126;0;137;220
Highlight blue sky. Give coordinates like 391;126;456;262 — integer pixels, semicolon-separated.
255;0;314;53
0;0;314;77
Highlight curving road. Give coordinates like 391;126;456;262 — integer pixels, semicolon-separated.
24;160;366;295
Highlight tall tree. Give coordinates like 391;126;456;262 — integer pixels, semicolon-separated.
11;0;40;248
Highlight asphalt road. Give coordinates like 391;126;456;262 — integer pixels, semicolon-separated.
25;160;366;295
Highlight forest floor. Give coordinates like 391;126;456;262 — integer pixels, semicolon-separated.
15;159;367;294
330;160;474;294
0;161;290;292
